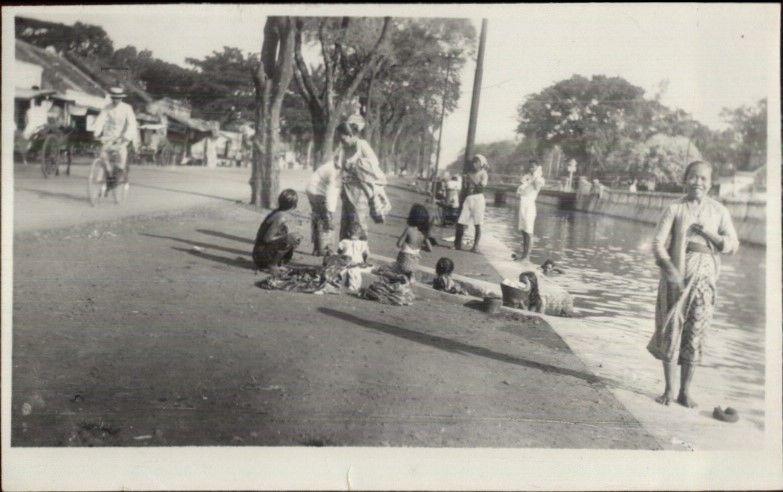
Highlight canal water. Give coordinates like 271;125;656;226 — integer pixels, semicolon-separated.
482;201;767;430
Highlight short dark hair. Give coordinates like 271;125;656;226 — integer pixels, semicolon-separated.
277;189;299;211
436;257;455;276
407;203;430;234
541;259;555;269
684;160;713;180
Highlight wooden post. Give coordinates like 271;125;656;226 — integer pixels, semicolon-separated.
463;18;487;174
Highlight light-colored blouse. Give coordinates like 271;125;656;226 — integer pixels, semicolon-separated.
652;196;739;274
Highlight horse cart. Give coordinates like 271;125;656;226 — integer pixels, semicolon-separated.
14;90;101;178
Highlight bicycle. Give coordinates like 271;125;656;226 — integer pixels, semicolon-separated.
87;141;130;206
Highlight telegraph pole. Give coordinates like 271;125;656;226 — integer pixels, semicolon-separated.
463;18;487;174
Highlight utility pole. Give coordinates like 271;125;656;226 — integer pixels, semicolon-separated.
463;18;487;174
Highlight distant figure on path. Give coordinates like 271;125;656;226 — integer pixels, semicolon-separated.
647;161;739;408
252;189;302;273
629;179;638;192
514;160;546;262
336;121;386;242
455;154;489;253
306;158;341;256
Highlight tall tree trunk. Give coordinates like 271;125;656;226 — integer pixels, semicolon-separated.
251;17;296;208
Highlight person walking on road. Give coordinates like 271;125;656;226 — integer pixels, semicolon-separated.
306;158;341;256
336;121;386;243
455;154;489;253
647;161;739;408
514;160;546;262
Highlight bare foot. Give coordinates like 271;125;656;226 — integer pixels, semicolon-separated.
676;393;697;408
655;392;675;405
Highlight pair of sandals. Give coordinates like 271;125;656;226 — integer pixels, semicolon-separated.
713;406;740;423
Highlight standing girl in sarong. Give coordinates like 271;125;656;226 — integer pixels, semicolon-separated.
335;121;386;244
394;203;432;284
455;154;489;253
515;160;546;262
647;161;739;408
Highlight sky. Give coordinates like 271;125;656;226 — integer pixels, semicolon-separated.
14;4;778;166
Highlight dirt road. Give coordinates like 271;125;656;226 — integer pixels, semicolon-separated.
11;165;659;448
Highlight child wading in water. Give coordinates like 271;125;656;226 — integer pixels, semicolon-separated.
394;203;432;284
252;189;302;273
647;161;738;408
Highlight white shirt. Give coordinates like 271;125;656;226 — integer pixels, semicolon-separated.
337;239;369;264
93;101;139;147
306;163;341;212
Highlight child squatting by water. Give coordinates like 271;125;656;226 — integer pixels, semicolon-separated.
647;160;739;408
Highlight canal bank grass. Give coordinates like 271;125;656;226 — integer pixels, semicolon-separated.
474;206;766;450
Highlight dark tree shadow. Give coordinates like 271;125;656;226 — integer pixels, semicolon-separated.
143;233;249;256
16;187;88;205
318;307;603;385
196;229;254;245
172;247;255;270
131;183;242;203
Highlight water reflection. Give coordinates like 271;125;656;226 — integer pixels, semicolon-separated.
485;203;765;333
483;202;767;426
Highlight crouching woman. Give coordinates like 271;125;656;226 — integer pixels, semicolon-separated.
252;189;302;272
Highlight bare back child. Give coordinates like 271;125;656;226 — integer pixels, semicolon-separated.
394;203;432;285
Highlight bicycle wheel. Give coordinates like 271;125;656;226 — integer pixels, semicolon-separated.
41;134;61;178
87;158;108;206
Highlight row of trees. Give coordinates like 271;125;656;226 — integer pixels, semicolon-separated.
17;15;476;206
510;74;766;186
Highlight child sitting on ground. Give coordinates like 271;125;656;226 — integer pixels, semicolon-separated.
336;223;370;292
394;203;432;285
540;259;564;276
517;271;544;313
252;189;302;273
432;257;467;295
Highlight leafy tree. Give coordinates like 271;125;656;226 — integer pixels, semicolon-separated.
720;98;766;171
186;47;259;122
364;18;475;171
16;16;114;58
627;134;702;187
292;16;392;164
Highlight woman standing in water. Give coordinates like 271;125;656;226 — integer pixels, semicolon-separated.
647;161;739;408
514;160;546;262
335;121;386;242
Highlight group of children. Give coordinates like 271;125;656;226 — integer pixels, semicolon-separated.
252;188;468;296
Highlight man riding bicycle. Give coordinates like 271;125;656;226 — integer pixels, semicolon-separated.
93;87;139;184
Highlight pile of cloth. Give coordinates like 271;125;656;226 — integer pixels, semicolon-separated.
257;255;415;306
257;255;354;294
362;267;415;306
